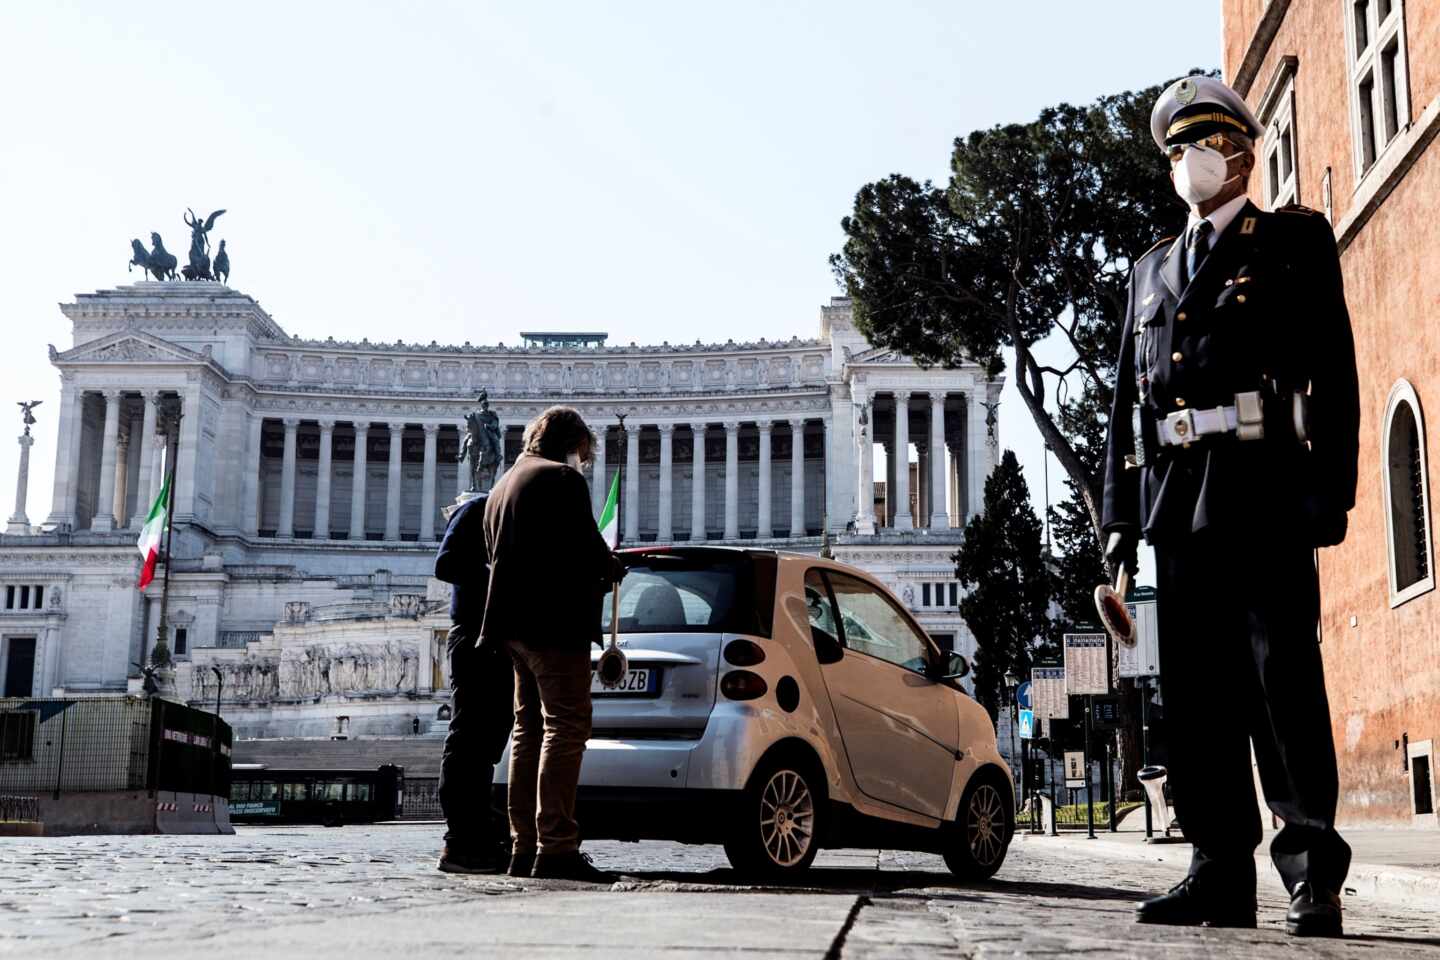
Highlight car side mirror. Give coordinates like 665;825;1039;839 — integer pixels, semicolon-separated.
941;653;969;680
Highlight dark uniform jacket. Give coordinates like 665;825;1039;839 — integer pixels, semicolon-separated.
479;453;614;651
1101;201;1360;547
433;494;489;631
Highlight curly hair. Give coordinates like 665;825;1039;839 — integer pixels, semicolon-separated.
521;406;595;464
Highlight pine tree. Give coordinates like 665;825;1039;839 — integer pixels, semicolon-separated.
952;450;1055;721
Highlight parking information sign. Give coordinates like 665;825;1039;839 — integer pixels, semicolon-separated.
1030;667;1069;721
1116;598;1161;678
1018;708;1035;739
1064;633;1110;695
1064;751;1087;788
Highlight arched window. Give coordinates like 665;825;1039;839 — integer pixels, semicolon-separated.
1382;380;1435;606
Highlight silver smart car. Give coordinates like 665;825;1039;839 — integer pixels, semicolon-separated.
493;546;1013;879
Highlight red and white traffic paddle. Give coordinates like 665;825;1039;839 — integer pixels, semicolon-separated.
1094;565;1137;648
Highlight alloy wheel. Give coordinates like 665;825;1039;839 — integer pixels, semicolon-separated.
966;783;1006;867
759;768;815;867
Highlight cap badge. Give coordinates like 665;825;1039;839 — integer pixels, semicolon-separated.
1176;78;1197;106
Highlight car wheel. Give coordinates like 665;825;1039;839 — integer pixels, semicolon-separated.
723;754;823;878
943;772;1011;880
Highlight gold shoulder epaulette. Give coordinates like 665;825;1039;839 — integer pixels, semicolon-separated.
1138;236;1176;261
1276;202;1324;217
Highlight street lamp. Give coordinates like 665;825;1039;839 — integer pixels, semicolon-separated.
1003;671;1020;801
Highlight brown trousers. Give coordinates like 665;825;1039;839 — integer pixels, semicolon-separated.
507;641;593;854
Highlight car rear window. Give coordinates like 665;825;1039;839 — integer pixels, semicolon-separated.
603;551;776;637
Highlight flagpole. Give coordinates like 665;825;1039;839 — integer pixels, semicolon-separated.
151;403;182;672
613;412;626;550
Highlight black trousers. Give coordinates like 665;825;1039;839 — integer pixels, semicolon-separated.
438;624;515;852
1154;530;1351;896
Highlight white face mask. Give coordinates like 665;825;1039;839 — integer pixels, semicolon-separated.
1172;145;1242;205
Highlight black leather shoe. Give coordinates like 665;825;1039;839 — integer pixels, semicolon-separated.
507;851;536;877
1135;877;1257;928
437;844;507;875
531;850;616;883
1286;883;1343;938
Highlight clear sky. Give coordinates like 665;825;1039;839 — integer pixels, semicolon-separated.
0;1;1218;556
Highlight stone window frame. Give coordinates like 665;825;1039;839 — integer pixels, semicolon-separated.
1381;379;1435;607
1256;56;1300;208
1343;0;1411;181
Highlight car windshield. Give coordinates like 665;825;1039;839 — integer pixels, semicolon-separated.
601;551;776;636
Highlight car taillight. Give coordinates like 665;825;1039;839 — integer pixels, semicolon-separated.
723;638;766;667
720;670;768;701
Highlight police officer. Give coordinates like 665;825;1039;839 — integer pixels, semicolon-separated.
433;491;515;873
1102;76;1360;938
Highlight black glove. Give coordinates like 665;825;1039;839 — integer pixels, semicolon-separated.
1104;529;1139;578
1303;496;1349;547
607;552;628;584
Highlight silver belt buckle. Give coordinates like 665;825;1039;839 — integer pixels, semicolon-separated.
1235;390;1264;441
1166;408;1197;444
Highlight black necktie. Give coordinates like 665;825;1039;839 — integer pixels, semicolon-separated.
1183;219;1214;289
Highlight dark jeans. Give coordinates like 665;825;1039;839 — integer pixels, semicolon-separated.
1155;530;1351;896
438;625;515;853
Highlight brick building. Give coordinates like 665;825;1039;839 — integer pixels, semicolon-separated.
1223;0;1439;824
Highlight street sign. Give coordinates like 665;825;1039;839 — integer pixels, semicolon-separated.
1090;694;1125;731
1030;667;1069;720
1016;680;1032;710
1064;751;1087;788
1064;633;1109;695
1018;708;1035;739
1116;598;1160;678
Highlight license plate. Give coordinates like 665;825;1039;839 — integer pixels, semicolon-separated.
591;668;657;695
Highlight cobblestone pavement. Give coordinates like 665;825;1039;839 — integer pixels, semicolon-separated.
2;825;1439;958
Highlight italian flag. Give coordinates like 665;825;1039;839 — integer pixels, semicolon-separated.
136;471;171;591
598;470;620;549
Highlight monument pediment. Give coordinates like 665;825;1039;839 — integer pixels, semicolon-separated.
51;331;213;366
848;346;917;365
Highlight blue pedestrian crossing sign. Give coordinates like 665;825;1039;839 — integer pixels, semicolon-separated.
1018;708;1036;739
1016;680;1032;710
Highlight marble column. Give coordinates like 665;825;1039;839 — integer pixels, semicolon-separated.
916;441;930;526
657;423;674;542
591;426;608;519
315;419;335;539
883;441;896;527
92;390;123;532
723;421;740;540
624;424;640;542
929;393;949;528
892;390;913;529
420;423;439;541
756;420;773;539
7;433;33;534
277;416;300;538
350;423;369;540
46;385;85;530
855;393;875;534
131;394;159;529
455;426;469;498
788;418;806;537
690;423;706;541
967;392;987;519
385;422;404;540
114;410;139;526
241;412;263;536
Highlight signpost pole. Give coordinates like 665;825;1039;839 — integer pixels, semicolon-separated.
1048;741;1058;836
1141;676;1153;839
1106;735;1118;832
1084;695;1096;840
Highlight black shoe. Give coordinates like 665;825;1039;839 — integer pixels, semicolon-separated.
1286;883;1343;938
507;850;536;877
1135;877;1257;928
437;844;507;875
531;850;616;883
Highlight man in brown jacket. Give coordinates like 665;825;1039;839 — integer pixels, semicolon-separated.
481;406;619;882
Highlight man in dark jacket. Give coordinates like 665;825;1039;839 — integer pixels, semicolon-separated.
1103;76;1359;938
481;406;620;882
432;492;514;874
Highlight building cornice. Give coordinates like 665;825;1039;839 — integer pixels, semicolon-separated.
1231;0;1292;97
